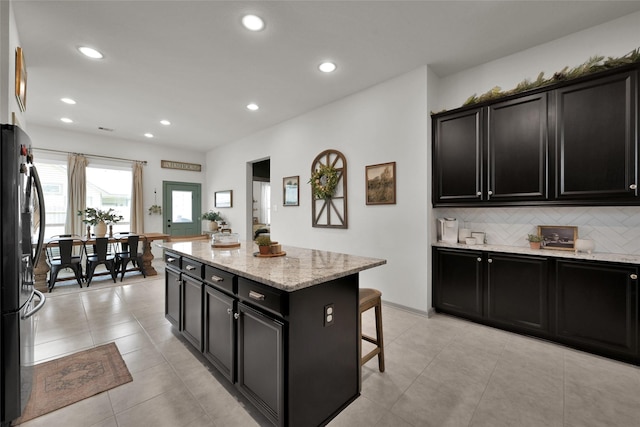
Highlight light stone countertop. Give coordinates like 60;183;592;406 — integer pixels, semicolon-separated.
433;241;640;265
158;240;387;292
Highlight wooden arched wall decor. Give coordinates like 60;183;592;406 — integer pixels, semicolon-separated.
311;149;348;228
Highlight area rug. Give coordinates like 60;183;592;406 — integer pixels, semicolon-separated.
14;342;132;424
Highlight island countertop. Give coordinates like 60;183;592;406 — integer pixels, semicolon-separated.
158;240;387;292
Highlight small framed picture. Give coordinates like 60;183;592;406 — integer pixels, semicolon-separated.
538;225;578;251
215;190;233;208
283;176;299;206
15;47;27;112
366;162;396;205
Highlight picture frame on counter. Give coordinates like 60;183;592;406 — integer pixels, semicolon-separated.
283;176;299;206
365;161;396;205
215;190;233;208
538;225;578;251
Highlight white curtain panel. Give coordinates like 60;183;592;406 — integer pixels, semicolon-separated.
130;161;144;233
65;154;87;236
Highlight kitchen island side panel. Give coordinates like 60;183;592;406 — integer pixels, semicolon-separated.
287;274;360;427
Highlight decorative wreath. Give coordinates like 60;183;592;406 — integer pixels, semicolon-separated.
309;163;339;199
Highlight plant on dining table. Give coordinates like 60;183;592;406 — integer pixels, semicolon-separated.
77;207;124;225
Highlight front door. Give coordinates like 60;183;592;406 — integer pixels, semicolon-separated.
163;181;201;236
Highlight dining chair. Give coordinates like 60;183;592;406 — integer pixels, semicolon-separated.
85;237;117;285
45;236;84;292
115;234;146;281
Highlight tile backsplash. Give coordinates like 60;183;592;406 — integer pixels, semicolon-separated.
434;206;640;255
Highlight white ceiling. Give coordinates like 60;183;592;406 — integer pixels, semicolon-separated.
12;0;640;152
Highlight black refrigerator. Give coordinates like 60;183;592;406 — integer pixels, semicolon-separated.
0;124;46;426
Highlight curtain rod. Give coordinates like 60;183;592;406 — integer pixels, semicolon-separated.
32;147;147;165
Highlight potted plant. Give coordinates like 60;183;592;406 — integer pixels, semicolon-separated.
78;208;124;237
255;235;272;255
526;234;543;249
148;204;162;215
202;210;223;231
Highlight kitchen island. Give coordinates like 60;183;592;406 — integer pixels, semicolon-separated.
159;240;386;427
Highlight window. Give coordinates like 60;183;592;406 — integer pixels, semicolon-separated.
38;160;67;237
86;165;132;234
37;157;132;237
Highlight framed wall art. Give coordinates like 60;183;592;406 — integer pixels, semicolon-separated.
283;176;299;206
538;225;578;251
15;47;27;112
366;161;396;205
215;190;233;208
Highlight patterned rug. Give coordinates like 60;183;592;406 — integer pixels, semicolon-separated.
14;343;132;424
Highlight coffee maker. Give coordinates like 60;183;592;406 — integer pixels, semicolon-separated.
437;218;459;243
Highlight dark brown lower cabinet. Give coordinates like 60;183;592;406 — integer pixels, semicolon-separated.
182;274;203;351
165;255;361;426
165;267;181;329
486;253;548;334
204;284;236;382
433;248;483;320
555;260;638;361
433;247;640;365
237;302;284;426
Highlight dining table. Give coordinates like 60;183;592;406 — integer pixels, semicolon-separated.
34;232;170;289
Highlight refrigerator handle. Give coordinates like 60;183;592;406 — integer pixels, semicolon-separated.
30;165;46;267
22;289;46;319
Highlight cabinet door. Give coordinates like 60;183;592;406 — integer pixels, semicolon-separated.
237;302;284;426
555;71;637;200
486;253;548;333
433;108;483;205
555;260;638;360
204;285;235;382
165;267;181;329
182;274;203;351
433;248;484;319
488;93;548;202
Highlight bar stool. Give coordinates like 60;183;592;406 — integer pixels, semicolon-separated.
359;288;385;372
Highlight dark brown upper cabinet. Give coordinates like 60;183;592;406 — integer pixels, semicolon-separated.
554;70;637;201
432;65;639;207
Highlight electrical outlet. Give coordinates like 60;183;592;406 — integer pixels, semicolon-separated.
324;304;334;327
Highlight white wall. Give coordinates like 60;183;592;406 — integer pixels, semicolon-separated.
432;9;640;257
0;1;26;126
207;67;431;313
28;124;208;257
436;10;640;111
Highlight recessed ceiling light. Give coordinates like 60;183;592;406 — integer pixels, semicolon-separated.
144;133;154;138
78;46;104;59
319;62;337;73
61;97;76;105
160;120;171;126
242;14;265;31
246;103;259;111
60;117;73;123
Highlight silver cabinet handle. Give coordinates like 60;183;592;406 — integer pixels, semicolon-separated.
631;274;638;280
227;308;232;315
186;265;196;271
477;257;482;262
167;257;176;262
476;191;482;196
488;190;493;196
249;290;265;301
210;275;224;282
488;259;493;264
233;313;240;320
630;184;637;190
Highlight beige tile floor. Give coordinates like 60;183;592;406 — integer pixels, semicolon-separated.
22;263;640;427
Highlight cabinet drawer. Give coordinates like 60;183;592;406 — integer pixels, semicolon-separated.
182;257;203;279
204;265;236;294
164;251;181;269
238;277;287;317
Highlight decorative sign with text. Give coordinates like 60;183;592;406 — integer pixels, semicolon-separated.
161;160;202;172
